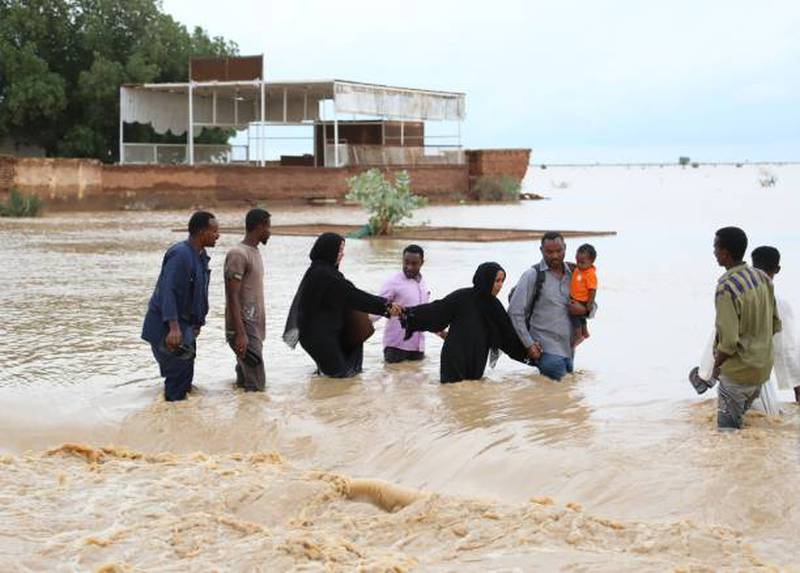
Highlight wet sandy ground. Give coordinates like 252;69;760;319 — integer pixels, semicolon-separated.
1;164;799;570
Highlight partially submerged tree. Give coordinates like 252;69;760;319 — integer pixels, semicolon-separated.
0;0;238;162
345;169;427;236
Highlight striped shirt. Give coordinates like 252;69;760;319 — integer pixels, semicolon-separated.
715;263;782;384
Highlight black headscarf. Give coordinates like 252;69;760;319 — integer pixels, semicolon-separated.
283;233;345;348
472;262;503;296
309;232;344;266
472;262;508;367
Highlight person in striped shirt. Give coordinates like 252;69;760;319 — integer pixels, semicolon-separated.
711;227;782;429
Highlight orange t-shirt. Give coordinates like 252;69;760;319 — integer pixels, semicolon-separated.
570;266;597;302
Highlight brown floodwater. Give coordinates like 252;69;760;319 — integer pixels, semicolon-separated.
1;164;799;571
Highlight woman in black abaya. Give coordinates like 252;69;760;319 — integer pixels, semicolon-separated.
401;262;528;383
283;232;399;377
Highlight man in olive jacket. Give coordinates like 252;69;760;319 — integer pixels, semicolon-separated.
711;226;782;429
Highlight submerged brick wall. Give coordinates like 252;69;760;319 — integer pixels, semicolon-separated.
100;164;469;209
6;158;469;211
4;149;530;211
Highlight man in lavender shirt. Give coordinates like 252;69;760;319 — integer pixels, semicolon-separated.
374;244;432;363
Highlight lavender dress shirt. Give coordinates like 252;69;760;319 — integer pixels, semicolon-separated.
375;271;431;352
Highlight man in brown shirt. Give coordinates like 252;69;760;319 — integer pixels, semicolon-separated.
225;208;271;391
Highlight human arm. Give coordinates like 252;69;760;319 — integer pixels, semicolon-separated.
770;283;782;335
402;290;460;337
225;251;249;357
712;288;739;378
334;277;396;316
507;269;540;359
165;320;182;351
496;301;532;364
582;269;598;315
226;276;247;357
585;270;598;308
370;278;395;322
159;250;190;350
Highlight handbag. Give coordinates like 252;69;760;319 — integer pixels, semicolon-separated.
342;309;375;351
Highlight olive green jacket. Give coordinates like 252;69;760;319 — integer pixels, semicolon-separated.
715;263;782;384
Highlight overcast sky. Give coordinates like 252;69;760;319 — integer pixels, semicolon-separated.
162;0;800;162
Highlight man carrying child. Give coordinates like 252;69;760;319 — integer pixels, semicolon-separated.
508;232;591;380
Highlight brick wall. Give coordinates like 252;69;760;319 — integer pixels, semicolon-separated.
13;157;103;202
100;164;469;209
5;152;536;211
466;148;531;182
6;158;469;211
0;155;17;195
0;155;17;200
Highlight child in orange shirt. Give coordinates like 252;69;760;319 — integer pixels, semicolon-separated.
570;244;598;345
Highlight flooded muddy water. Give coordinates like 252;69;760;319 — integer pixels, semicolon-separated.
1;164;799;570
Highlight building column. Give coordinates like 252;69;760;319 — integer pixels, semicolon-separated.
187;82;194;165
119;87;124;164
260;81;266;167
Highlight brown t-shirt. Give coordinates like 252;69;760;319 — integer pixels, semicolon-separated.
224;242;265;340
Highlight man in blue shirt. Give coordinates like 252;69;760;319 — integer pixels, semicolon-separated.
142;211;219;401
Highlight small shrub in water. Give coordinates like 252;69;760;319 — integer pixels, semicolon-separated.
472;175;521;202
0;188;42;217
345;169;427;235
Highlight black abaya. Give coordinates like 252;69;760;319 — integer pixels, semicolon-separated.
403;262;528;383
284;233;389;377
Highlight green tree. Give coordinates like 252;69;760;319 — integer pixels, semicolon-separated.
345;169;427;236
0;0;239;161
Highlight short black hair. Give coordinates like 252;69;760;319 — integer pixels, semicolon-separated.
752;245;780;274
715;226;748;261
245;208;271;232
188;211;216;235
541;231;564;245
403;244;424;258
577;243;597;261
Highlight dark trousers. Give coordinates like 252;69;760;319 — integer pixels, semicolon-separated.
384;347;425;364
151;343;195;401
226;332;266;392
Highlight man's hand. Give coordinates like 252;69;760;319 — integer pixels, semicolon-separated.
233;331;247;358
527;341;542;361
388;303;404;317
166;322;182;351
193;326;201;338
568;301;588;316
436;330;448;340
712;349;730;380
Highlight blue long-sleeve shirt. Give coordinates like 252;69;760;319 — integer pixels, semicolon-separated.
141;240;211;346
